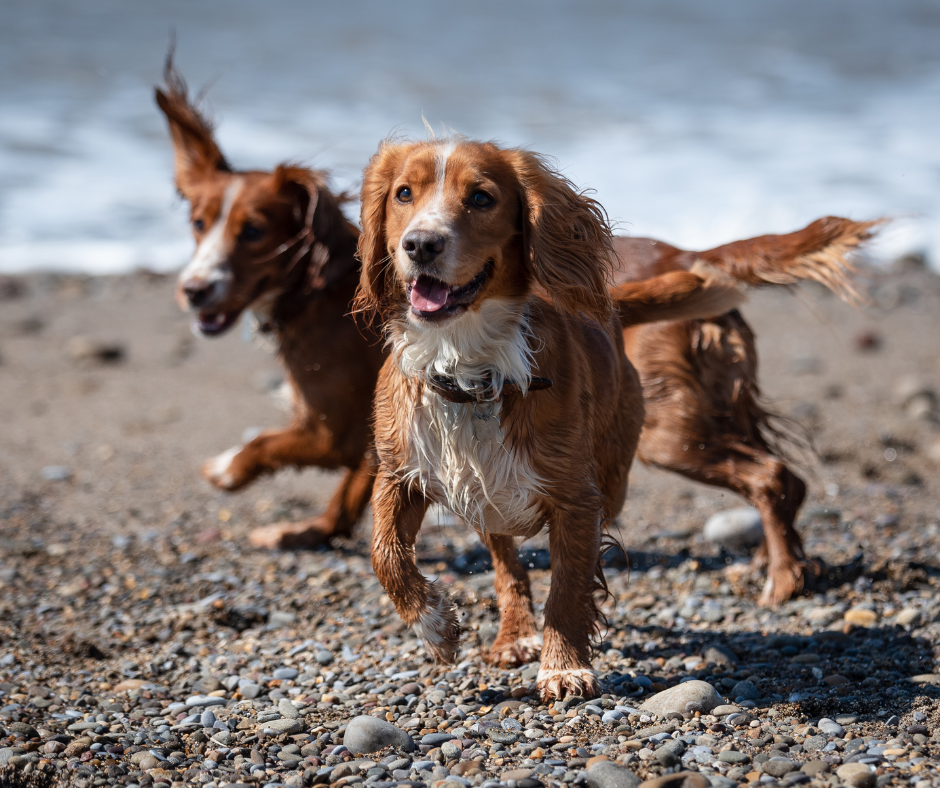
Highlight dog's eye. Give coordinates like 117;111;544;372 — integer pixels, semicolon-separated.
396;186;413;204
239;223;265;243
193;219;205;232
470;191;493;208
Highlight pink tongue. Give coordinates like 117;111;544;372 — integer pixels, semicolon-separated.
410;277;450;312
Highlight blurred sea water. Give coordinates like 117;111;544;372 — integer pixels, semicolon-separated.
1;0;938;274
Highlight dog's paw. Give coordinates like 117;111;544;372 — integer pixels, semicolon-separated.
413;582;460;664
249;518;335;550
536;667;598;702
487;634;543;668
202;446;248;491
758;561;811;607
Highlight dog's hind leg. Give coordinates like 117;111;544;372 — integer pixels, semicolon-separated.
371;470;460;664
482;533;541;668
248;453;376;549
629;316;813;606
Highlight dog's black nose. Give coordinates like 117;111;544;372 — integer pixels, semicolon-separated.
183;281;215;308
402;230;445;265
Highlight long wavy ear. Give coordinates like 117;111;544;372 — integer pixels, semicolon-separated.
503;149;612;322
274;165;358;288
354;142;404;319
154;48;230;199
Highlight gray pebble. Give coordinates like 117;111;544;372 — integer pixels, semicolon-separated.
817;718;844;737
639;680;723;716
273;668;299;681
240;683;262;699
315;650;334;665
344;715;415;754
584;760;640;788
185;695;226;707
279;698;301;719
703;508;763;548
200;709;216;728
762;758;799;777
41;466;72;482
261;718;304;735
731;681;760;701
422;732;456;746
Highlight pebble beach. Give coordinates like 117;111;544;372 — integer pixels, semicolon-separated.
0;260;939;788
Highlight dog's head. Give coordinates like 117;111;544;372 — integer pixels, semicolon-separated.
156;61;344;337
356;138;613;328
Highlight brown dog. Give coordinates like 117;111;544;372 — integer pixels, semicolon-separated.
355;137;746;699
156;62;385;549
612;218;877;604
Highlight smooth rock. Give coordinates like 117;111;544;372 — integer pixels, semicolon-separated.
639;680;722;716
844;608;878;627
702;645;738;667
711;705;742;717
274;668;299;681
836;763;876;788
817;718;844;737
279;698;301;719
703;508;763;548
261;718;304;735
761;758;798;777
585;760;641;788
800;761;831;776
730;681;760;701
343;715;415;754
185;695;226;707
718;751;749;764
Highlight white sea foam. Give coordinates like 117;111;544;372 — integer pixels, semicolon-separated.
0;0;937;274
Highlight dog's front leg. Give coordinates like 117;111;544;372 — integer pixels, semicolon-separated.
371;469;460;664
538;499;602;701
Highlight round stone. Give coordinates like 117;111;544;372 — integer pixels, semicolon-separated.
836;763;876;788
639;680;723;717
273;667;299;680
762;758;798;777
315;650;334;665
703;508;763;548
817;718;844;737
343;715;415;755
260;718;304;735
730;680;760;701
585;760;641;788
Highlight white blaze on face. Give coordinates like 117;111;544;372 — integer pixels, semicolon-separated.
178;177;244;304
397;141;457;269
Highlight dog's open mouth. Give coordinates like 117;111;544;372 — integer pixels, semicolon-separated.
407;263;492;321
195;309;242;336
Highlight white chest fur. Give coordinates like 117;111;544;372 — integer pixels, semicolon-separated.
391;299;546;536
401;392;544;535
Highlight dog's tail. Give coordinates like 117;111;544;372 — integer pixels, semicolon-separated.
612;266;746;327
612;216;881;327
688;216;880;304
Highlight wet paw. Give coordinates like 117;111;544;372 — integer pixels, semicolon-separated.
413;582;460;664
536;667;598;701
202;446;247;491
759;562;808;607
487;634;543;668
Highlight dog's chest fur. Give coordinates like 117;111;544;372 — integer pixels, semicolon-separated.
392;301;546;536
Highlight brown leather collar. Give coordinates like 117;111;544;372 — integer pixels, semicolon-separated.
425;372;553;404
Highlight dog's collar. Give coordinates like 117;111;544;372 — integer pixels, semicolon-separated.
424;372;552;404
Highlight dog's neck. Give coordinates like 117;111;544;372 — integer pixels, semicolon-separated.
391;298;535;402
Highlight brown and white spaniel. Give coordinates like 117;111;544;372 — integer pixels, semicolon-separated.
156;59;386;549
355;137;746;699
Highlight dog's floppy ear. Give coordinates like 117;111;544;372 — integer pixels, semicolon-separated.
504;149;612;322
154;50;230;199
355;142;403;318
